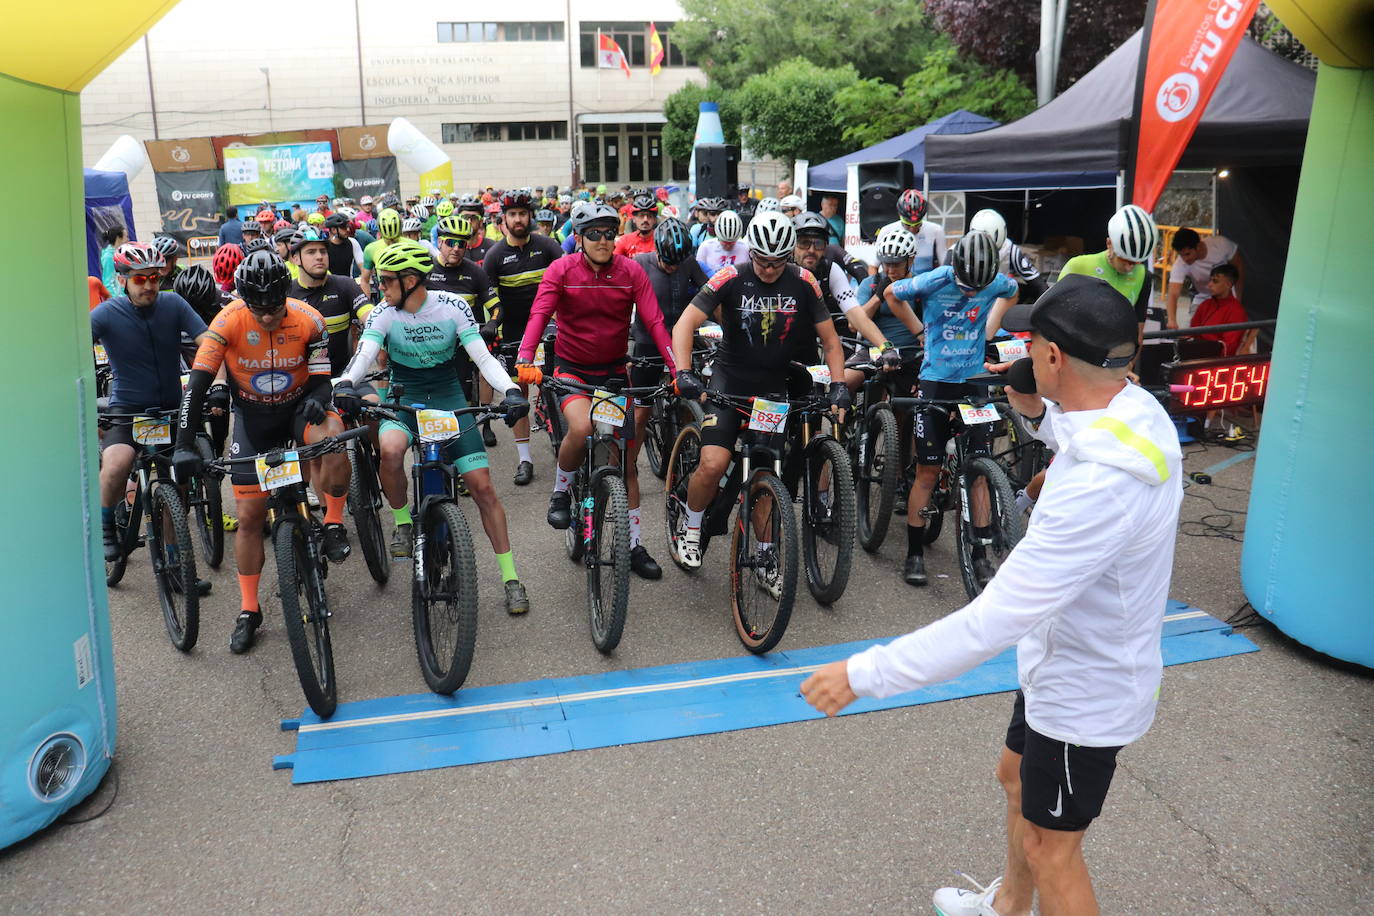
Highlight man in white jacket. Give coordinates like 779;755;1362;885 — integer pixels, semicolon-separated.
803;274;1183;916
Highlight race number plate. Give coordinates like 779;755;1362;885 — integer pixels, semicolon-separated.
958;403;1000;425
697;324;723;340
994;339;1028;361
132;417;172;445
534;342;545;365
869;346;884;362
591;390;628;428
806;365;831;385
93;344;109;366
417;409;462;442
748;398;790;433
255;451;303;491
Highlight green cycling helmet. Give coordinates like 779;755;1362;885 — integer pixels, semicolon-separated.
375;238;434;275
436;213;475;240
377;207;403;240
435;199;454;218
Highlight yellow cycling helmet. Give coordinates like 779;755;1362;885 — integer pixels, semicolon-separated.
374;238;434;275
377;207;403;240
436;213;477;240
435;199;454;218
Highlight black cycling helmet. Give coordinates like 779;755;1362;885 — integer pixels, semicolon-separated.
273;227;298;246
951;230;1000;290
235;250;292;310
241;238;272;255
457;193;482;212
151;235;183;259
631;191;656;213
792;211;830;239
172;264;217;310
571;202;619;233
653;218;694;266
324;212;350;229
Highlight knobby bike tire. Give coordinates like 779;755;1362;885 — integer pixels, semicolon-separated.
587;473;631;653
540;384;565;460
149;483;200;652
802;437;856;605
854;404;899;553
730;473;798;655
564;472;586;562
193;436;224;569
412;500;479;694
647;397;705;479
663;424;703;572
105;477;143;587
276;516;337;718
955;456;1025;601
348;439;390;586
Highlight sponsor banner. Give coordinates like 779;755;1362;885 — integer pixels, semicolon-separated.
337;126;390;160
212;129;340;169
335;157;399;199
155;168;224;242
1129;0;1260;211
224;142;335;207
419;161;454;198
146;137;216;173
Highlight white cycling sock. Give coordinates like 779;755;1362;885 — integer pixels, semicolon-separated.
554;466;573;493
628;508;642;547
757;540;773;553
685;507;705;530
516;441;532;464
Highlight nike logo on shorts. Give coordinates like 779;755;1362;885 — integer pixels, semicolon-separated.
1049;787;1063;819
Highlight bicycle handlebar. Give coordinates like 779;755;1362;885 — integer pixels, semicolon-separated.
205;425;369;472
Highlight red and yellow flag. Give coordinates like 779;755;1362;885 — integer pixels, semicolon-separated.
598;33;631;78
649;24;665;75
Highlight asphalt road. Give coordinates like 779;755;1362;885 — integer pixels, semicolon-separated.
2;434;1370;914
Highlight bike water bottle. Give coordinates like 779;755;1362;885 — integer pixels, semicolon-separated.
415;403;447;498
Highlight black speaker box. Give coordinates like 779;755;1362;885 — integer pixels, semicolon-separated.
857;158;916;240
695;144;739;200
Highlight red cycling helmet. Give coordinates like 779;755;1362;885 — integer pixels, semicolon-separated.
896;189;928;225
272;218;292;233
255;208;277;225
112;242;165;275
500;188;534;212
212;243;244;286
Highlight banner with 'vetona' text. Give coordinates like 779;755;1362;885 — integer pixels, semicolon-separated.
224;142;335;206
1128;0;1260;211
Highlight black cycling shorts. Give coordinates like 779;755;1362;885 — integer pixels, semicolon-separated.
630;339;670;395
699;368;785;453
551;357;631;440
913;379;992;466
227;403;314;488
1005;691;1123;832
100;407;178;453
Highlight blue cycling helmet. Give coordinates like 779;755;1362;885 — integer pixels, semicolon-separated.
653;217;694;266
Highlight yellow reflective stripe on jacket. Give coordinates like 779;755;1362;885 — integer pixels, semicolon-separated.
324;312;352;335
1089;417;1170;482
497;268;547;288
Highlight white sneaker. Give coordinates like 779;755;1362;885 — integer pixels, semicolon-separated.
675;526;702;568
933;872;1005;916
754;546;783;600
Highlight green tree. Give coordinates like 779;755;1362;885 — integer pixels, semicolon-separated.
733;58;860;165
662;82;742;163
673;0;942;91
833;46;1036;148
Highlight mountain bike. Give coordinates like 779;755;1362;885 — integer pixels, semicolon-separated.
542;374;667;653
98;409;202;651
361;392;507;694
664;390;799;654
206;426;369;717
344;372;392;585
631;351;706;479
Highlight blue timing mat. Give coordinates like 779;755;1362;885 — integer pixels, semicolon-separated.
274;601;1257;784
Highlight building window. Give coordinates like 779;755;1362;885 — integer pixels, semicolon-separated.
437;22;498;42
442;121;568;143
504;21;565;41
579;22;690;68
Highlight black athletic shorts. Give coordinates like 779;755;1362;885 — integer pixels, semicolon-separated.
699;367;786;453
913;379;993;466
1005;691;1123;832
227;403;315;489
629;339;670;400
551;356;632;442
100;406;179;452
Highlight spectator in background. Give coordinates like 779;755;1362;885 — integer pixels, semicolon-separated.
776;178;794;199
291;206;308;224
1165;227;1243;329
820;195;845;246
99;224;127;296
314;194;332;217
1190;263;1249;356
218;209;244;246
88;276;111;311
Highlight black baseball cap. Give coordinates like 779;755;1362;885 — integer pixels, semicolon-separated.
1000;274;1138;369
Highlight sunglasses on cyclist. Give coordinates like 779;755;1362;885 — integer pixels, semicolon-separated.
795;238;826;250
245;300;285;315
750;253;789;270
580;227;617;242
439;237;468;247
126;273;162;286
377;274;403;287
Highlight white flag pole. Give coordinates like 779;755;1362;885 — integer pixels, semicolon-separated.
596;29;603;102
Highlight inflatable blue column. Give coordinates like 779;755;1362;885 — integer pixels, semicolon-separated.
688;102;725;201
1241;60;1374;667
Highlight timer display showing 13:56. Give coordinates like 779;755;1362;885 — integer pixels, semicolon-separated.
1169;355;1270;409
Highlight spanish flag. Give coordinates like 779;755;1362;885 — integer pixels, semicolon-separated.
598;32;631;78
649;24;665;76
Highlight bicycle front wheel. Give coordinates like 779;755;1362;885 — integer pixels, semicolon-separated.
587;473;631;653
348;438;390;585
730;473;797;654
644;400;669;479
955;456;1025;601
276;516;337;717
149;483;199;652
192;436;224;569
663;424;702;572
105;480;142;587
855;404;899;552
802;438;856;605
412;500;479;694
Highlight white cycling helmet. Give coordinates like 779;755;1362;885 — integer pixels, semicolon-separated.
402;217;423;234
755;197;781;212
715;209;744;243
779;194;804;211
745;210;796;258
410;204;430;222
968;209;1007;250
876;226;918;264
1107;204;1159;263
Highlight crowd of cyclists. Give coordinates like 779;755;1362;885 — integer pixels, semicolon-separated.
91;176;1177;694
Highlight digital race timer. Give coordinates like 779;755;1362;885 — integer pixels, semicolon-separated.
1168;354;1271;410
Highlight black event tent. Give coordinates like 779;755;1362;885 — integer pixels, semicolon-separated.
924;31;1315;191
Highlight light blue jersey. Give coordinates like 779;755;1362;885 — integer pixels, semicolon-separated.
891;265;1016;382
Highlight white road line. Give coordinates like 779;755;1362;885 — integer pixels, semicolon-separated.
299;610;1215;735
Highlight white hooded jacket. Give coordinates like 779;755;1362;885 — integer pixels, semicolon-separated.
847;382;1183;747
